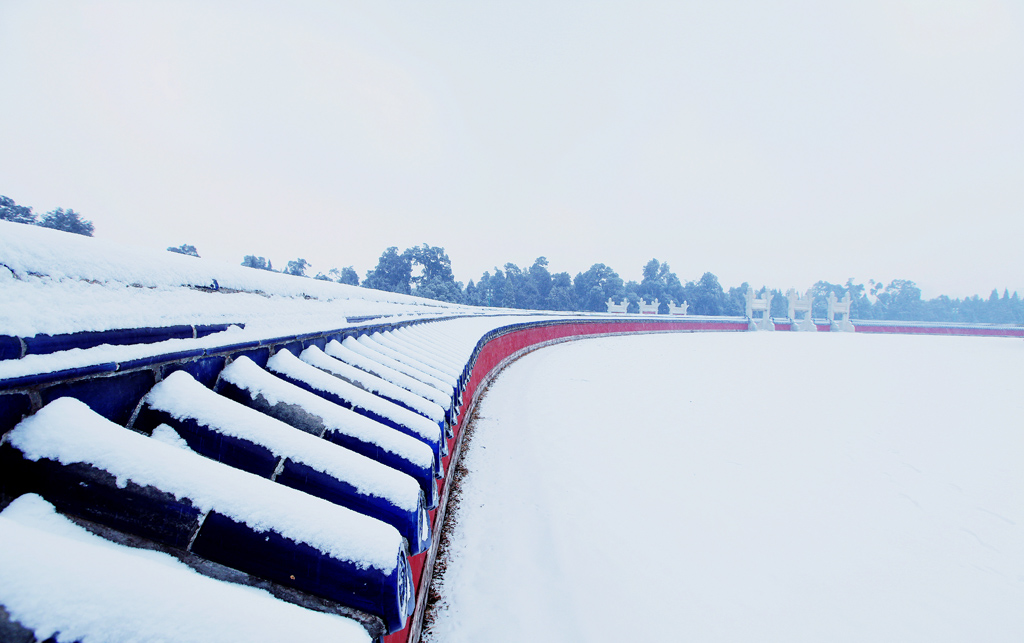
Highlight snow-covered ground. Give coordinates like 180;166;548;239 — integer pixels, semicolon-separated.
426;331;1024;642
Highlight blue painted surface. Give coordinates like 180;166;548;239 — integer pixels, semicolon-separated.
134;406;281;479
23;326;196;356
41;370;155;426
119;348;206;371
228;346;271;368
0;393;33;437
0;448;204;549
0;336;22;361
0;362;118;392
191;511;413;633
267;368;444;478
161;355;227;389
276;459;430;555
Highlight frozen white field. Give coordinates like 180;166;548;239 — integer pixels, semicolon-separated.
426;331;1024;643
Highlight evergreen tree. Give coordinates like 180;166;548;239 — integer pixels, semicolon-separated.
167;244;199;257
241;255;274;271
39;208;94;236
0;196;36;224
285;258;310;277
363;247;412;294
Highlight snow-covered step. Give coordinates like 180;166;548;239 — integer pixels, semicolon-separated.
300;345;444;426
373;331;463;379
325;339;452;412
0;494;373;643
136;370;431;555
358;334;458;389
267;350;447;468
344;337;454;398
0;397;414;633
216;356;438;508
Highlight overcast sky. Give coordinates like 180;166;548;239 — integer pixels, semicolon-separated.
2;1;1022;298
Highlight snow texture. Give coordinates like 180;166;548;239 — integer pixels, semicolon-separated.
344;336;453;397
325;339;452;409
5;397;404;572
219;356;434;471
0;494;371;643
428;332;1024;643
300;344;445;423
145;370;423;512
359;334;458;388
271;349;441;445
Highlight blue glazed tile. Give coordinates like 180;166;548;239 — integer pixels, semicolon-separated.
276;458;429;555
0;362;118;392
274;341;303;358
41;370;155;426
208;339;261;355
194;322;244;338
191;511;412;633
161;356;227;389
23;326;194;356
0;393;33;437
0;449;203;549
0;336;23;361
134;407;280;479
230;347;270;369
118;348;205;371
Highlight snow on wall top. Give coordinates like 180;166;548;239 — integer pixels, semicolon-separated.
0;220;473;337
0;494;371;643
5;397;404;572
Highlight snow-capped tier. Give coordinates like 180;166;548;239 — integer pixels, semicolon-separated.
216;356;438;508
1;397;414;632
325;339;452;411
343;336;454;398
358;334;458;390
371;331;463;379
300;344;445;425
268;350;446;469
0;494;373;643
138;370;431;554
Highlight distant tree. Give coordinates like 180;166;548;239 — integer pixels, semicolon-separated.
573;263;625;312
241;255;274;271
874;279;922;320
688;272;727;315
363;247;412;294
638;259;685;313
285;258;310;277
408;244;463;303
0;195;36;224
167;244;199;257
337;266;359;286
314;272;332;281
39;208;94;236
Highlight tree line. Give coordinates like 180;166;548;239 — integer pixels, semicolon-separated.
240;243;1024;325
4;194;1019;325
1;195;95;236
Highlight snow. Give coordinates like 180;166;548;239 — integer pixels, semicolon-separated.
300;344;445;424
426;332;1024;643
372;331;462;379
219;356;435;472
358;334;458;388
326;339;452;410
0;494;371;643
145;370;423;512
5;397;404;572
0;219;476;340
344;336;454;397
269;350;442;446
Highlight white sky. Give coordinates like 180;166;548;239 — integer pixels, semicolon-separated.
1;1;1022;298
